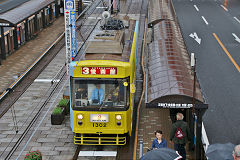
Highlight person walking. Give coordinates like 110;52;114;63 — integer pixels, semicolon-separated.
170;113;191;160
152;130;167;149
233;144;240;160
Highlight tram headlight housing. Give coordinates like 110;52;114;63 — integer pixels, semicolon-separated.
77;114;83;120
116;115;122;120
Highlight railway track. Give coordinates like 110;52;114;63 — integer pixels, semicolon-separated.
0;1;111;159
0;0;105;119
0;0;148;159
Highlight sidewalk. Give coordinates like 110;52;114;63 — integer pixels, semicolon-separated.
0;16;65;93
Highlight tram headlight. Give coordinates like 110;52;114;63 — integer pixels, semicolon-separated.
116;115;122;120
77;114;83;120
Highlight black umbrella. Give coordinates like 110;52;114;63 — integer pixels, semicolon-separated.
141;148;182;160
206;143;235;160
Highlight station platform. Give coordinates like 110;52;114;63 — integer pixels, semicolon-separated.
136;105;195;159
0;16;65;94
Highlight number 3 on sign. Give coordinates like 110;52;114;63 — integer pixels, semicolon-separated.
82;67;89;74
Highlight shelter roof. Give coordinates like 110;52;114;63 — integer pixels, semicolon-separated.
0;0;55;26
146;6;204;105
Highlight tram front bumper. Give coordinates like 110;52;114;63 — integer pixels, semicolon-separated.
74;134;126;145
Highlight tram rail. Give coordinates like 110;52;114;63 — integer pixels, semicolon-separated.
4;63;67;160
0;0;149;159
0;0;105;119
0;1;115;159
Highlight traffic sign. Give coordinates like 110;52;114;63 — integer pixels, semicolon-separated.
65;0;75;10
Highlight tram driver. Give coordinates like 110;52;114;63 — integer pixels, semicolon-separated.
90;84;104;104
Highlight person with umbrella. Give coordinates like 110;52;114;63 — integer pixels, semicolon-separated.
206;142;235;160
233;144;240;160
141;148;182;160
152;130;167;149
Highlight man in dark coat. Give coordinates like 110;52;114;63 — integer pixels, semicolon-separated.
170;112;191;160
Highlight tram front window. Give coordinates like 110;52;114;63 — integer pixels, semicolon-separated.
73;79;129;109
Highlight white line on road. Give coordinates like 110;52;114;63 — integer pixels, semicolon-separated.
232;33;240;43
201;16;209;25
234;17;240;24
220;4;228;11
194;5;199;11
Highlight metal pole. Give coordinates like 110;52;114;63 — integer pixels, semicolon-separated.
0;26;6;60
196;109;203;159
13;27;18;50
78;0;83;15
192;58;196;114
139;140;143;159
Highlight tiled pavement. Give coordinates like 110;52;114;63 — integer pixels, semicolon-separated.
0;43;77;159
0;16;78;159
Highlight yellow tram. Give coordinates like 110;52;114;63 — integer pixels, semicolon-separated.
69;15;139;145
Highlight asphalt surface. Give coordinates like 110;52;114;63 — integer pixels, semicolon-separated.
0;0;31;14
172;0;240;144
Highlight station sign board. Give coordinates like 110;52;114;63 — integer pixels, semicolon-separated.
64;10;71;74
64;0;76;74
146;102;208;109
81;67;117;75
70;11;77;58
65;0;75;10
0;23;10;27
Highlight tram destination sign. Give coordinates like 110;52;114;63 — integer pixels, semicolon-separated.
146;102;208;109
81;67;117;75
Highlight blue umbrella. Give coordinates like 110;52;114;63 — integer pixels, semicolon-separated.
141;148;182;160
206;143;235;160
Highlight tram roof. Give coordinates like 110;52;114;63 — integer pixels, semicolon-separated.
146;19;203;105
0;0;55;26
74;19;137;62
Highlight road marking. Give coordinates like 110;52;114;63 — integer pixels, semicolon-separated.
232;33;240;43
234;17;240;24
194;5;199;11
213;33;240;72
201;16;209;25
220;4;228;11
189;32;201;44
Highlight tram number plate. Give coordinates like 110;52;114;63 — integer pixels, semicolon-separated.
93;123;106;127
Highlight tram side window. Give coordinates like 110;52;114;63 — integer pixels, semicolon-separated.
75;83;88;107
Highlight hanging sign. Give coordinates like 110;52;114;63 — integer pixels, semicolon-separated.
70;11;77;59
64;0;76;74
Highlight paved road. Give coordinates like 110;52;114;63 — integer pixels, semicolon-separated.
0;0;30;14
173;0;240;144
